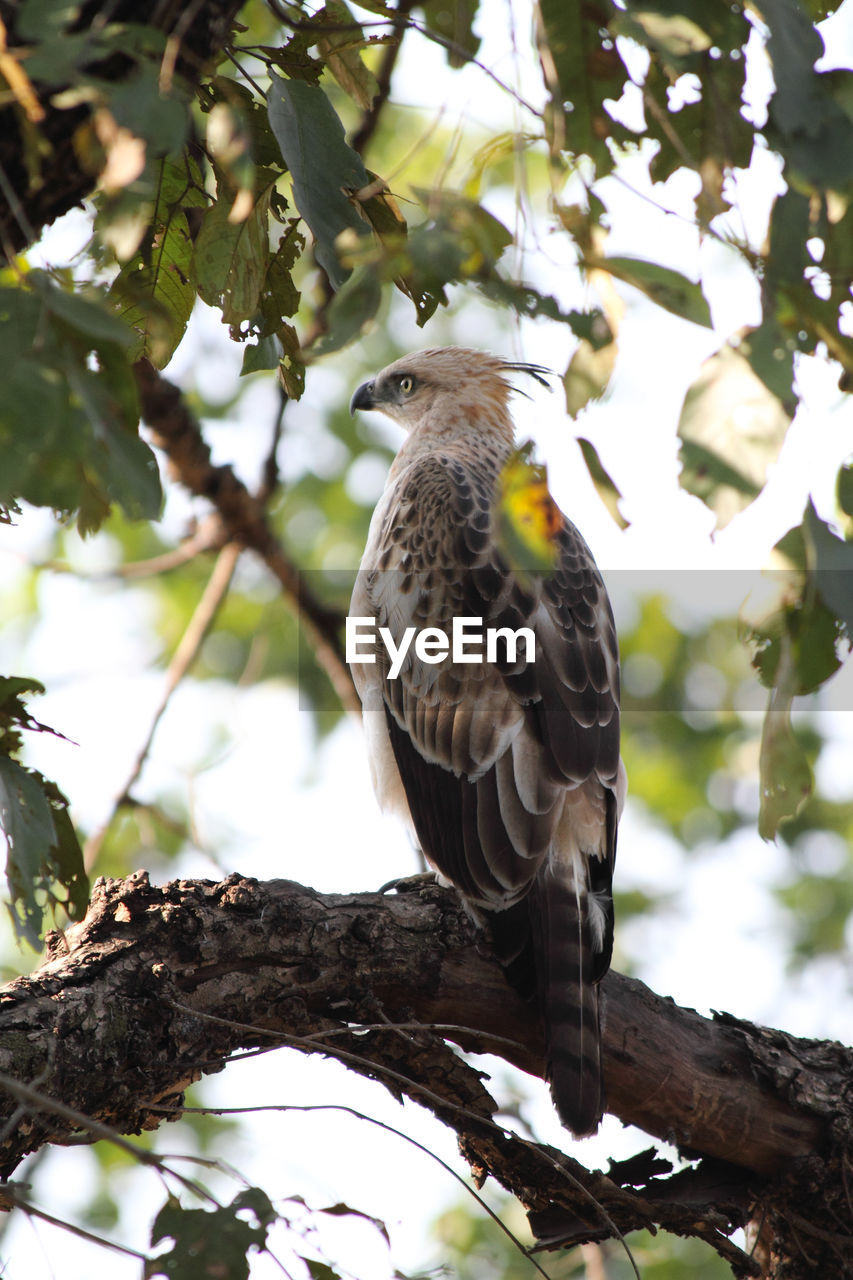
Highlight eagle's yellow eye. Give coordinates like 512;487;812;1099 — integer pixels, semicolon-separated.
399;375;414;394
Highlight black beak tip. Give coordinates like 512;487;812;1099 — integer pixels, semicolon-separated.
350;380;376;415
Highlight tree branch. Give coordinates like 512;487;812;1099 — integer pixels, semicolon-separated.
0;872;849;1276
133;358;359;715
0;0;246;258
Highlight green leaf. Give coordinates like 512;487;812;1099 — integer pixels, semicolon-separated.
421;0;480;68
409;188;510;282
30;271;136;347
48;798;89;921
0;677;48;762
761;0;827;135
537;0;631;171
739;319;798;418
577;437;629;530
314;0;379;109
204;78;285;170
620;10;711;57
0;758;57;947
107;64;189;155
62;359;161;528
254;222;304;338
758;667;813;841
195;184;273;329
0;758;88;949
837;461;853;521
0;676;46;704
803;501;853;635
278;323;306;399
476;278;607;337
300;1261;341;1280
258;33;324;85
110;156;206;368
0;277;161;529
630;0;752;222
316;264;383;353
266;74;371;288
761;0;853;191
742;512;845;699
16;0;82;42
677;342;791;528
147;1190;275;1280
597;256;712;327
241;335;280;375
21;30;97;83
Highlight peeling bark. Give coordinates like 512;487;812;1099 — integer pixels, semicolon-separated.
0;872;850;1277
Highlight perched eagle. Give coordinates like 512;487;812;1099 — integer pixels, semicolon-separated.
349;346;625;1136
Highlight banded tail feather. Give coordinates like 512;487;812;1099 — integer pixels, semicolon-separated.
485;863;607;1137
528;867;604;1137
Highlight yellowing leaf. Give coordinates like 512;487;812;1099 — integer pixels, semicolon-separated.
496;443;563;575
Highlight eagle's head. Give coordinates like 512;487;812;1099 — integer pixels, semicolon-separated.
350;347;550;431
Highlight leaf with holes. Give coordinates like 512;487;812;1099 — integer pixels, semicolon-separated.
0;759;87;949
110;157;206;368
146;1190;276;1280
195;182;273;332
267;74;371;289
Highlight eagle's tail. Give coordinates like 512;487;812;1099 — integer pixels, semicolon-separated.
528;865;605;1137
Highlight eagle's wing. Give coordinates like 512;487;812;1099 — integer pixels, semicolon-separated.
352;446;622;1133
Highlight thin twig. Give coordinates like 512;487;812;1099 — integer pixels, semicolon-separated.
257;385;287;506
29;516;226;583
350;0;417;157
0;156;37;250
165;998;646;1265
154;1101;556;1280
83;540;242;871
642;82;697;172
0;1069;217;1207
263;7;542;118
5;1187;150;1262
297;1019;527;1054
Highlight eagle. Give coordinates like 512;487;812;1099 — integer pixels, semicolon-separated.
348;346;625;1136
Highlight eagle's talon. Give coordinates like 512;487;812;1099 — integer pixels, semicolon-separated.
378;872;439;895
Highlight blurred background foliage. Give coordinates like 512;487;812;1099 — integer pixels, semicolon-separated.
0;0;852;1275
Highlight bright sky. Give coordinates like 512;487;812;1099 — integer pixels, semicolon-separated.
2;2;853;1277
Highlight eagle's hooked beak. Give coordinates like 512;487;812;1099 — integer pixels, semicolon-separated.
350;380;377;414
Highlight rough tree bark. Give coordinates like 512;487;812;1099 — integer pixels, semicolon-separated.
0;871;850;1278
